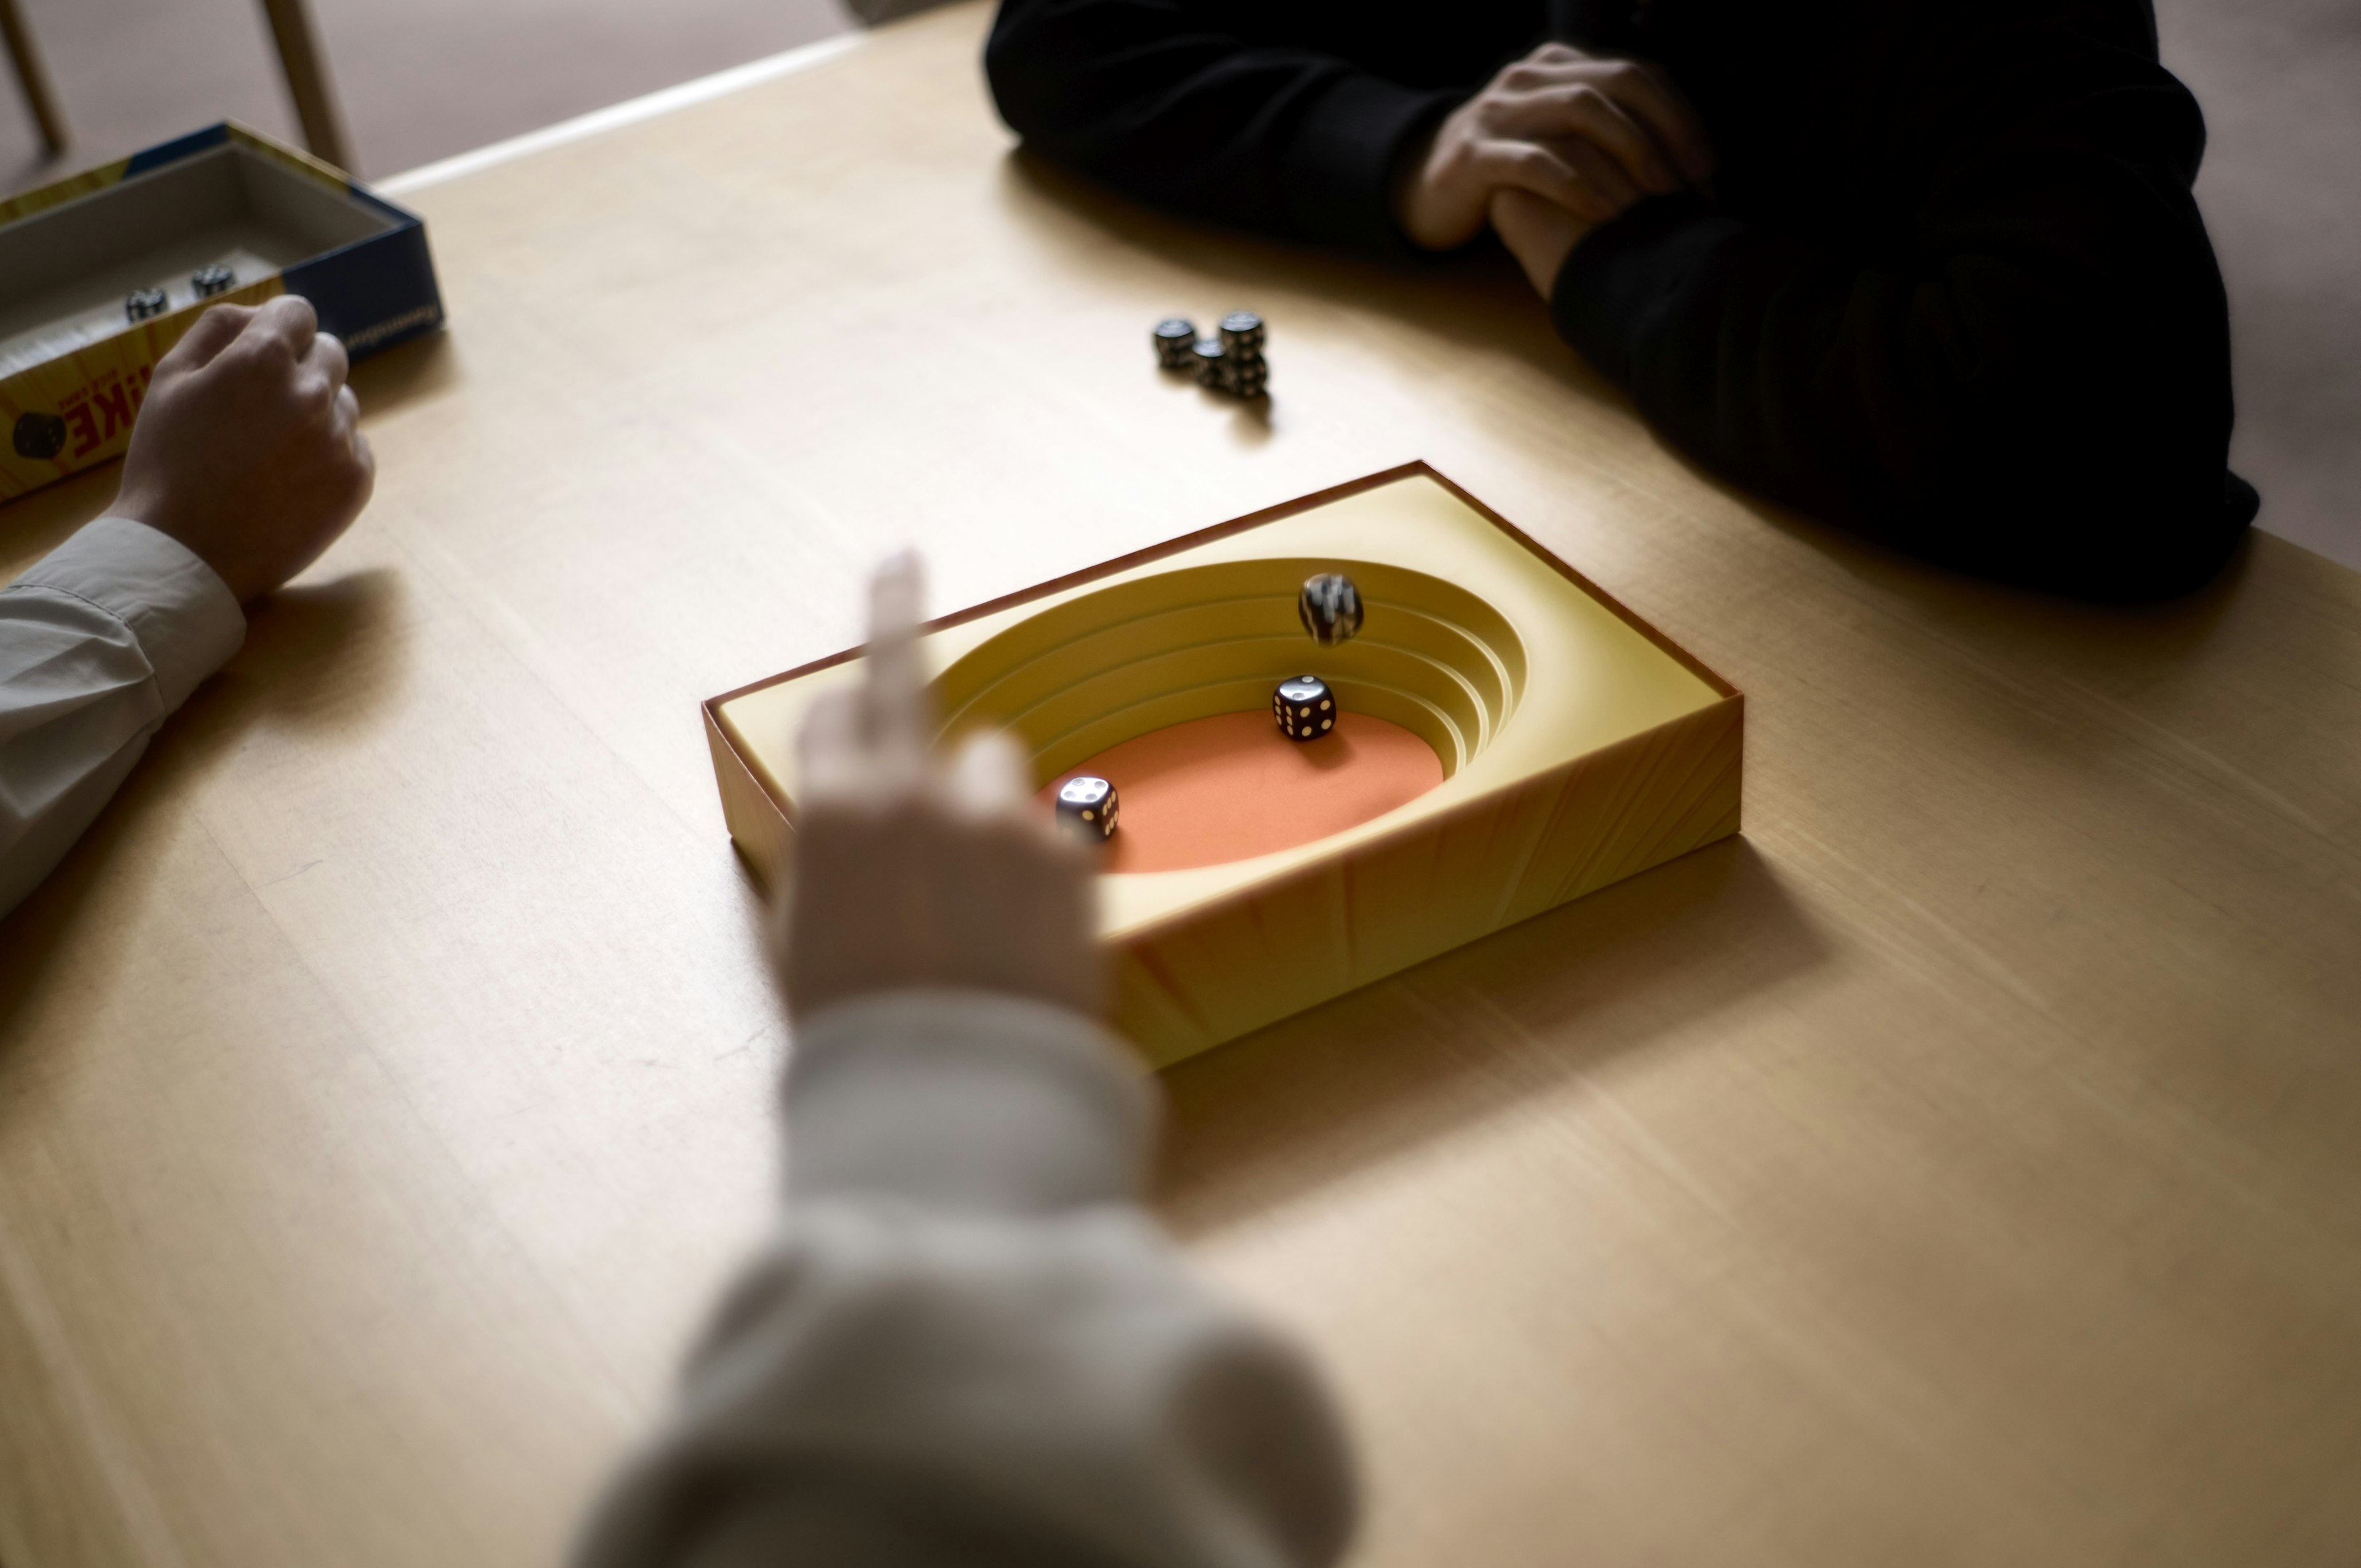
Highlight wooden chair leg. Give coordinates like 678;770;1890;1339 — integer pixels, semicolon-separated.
0;0;68;155
256;0;352;173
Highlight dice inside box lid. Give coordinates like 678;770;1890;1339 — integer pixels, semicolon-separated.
1273;675;1336;742
1055;775;1120;839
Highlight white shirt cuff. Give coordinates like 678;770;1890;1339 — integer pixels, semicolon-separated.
14;517;245;711
786;989;1156;1216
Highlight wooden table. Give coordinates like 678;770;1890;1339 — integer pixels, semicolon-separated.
3;6;2357;1564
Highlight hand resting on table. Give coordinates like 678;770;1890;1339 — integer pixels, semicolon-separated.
1396;40;1714;253
110;294;374;604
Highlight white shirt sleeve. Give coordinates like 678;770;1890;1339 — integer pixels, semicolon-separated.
0;517;244;917
575;989;1359;1568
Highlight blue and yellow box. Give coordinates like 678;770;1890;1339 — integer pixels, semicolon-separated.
0;122;443;502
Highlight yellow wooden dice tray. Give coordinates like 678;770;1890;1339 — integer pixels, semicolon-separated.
705;462;1744;1067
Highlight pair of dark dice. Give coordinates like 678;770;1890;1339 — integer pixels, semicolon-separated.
124;265;237;324
1276;574;1356;740
1153;312;1269;398
1051;670;1337;849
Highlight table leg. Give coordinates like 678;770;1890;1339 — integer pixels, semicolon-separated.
0;0;68;155
257;0;353;173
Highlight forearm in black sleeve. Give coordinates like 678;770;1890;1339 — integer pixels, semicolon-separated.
1551;52;2251;599
985;0;1458;255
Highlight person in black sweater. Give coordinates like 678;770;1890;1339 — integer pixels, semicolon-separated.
986;0;2256;600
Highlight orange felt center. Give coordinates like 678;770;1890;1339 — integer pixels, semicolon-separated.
1039;708;1444;873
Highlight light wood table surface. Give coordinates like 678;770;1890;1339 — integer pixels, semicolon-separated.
4;6;2358;1564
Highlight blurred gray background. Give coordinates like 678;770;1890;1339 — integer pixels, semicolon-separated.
0;0;2349;569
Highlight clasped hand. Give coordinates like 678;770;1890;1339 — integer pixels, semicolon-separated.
1396;41;1715;300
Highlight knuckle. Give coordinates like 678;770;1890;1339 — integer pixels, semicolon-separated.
235;330;295;368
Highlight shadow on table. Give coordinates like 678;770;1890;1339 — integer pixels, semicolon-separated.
0;569;405;1042
348;328;457;419
1739;477;2266;654
1157;834;1828;1237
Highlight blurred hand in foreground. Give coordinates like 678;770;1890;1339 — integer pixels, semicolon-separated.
774;553;1102;1021
111;295;374;604
1396;41;1714;251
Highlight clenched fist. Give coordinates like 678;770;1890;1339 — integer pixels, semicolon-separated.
111;294;374;604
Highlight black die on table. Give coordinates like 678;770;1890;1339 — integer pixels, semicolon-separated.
1192;338;1233;392
1056;775;1120;840
1153;317;1196;370
1273;675;1335;742
1219;314;1267;397
125;287;169;323
191;264;236;299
